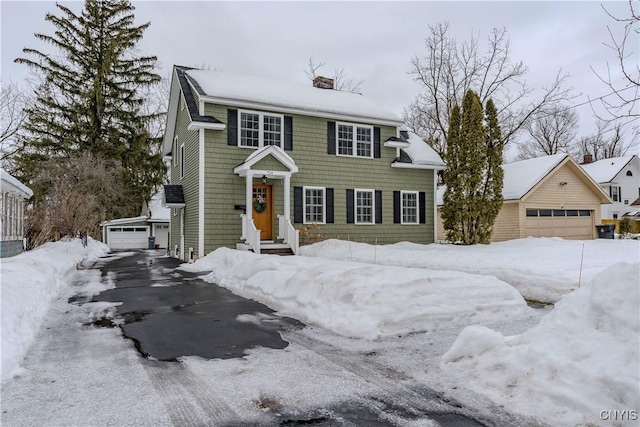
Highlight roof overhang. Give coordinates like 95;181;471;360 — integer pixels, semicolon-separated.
162;185;186;208
187;121;226;131
391;161;446;171
384;139;411;149
101;216;148;227
234;145;298;177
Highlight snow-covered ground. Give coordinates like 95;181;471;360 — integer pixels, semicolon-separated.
300;237;639;303
180;247;532;339
0;237;109;381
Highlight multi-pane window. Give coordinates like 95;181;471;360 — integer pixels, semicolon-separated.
239;110;283;148
611;186;621;202
304;187;325;224
401;191;418;224
337;123;372;158
1;192;25;240
355;189;374;224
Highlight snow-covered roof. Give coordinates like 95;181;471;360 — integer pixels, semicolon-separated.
502;153;569;200
185;69;402;125
100;216;148;227
437;153;571;205
403;132;446;168
580;155;636;184
0;168;33;198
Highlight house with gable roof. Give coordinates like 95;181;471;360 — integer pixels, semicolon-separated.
436;154;611;242
581;155;640;220
1;168;33;257
162;66;445;260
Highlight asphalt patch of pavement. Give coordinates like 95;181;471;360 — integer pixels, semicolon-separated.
91;251;303;361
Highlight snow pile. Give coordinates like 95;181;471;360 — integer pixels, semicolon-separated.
181;248;531;340
300;238;640;302
1;238;108;381
441;262;640;426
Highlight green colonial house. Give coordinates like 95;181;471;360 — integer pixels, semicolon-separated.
162;65;445;261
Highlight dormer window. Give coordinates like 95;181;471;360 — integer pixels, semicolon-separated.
239;110;282;148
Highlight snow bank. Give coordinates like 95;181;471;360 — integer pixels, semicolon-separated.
1;238;108;381
300;238;640;302
441;262;640;426
181;248;531;340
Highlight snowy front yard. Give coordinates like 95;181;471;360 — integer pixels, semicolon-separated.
2;236;638;426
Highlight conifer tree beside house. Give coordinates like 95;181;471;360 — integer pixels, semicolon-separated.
442;90;504;244
14;0;165;241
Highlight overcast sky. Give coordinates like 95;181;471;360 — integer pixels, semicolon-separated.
1;1;637;157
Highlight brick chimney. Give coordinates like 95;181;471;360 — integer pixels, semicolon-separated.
313;76;334;89
583;154;593;164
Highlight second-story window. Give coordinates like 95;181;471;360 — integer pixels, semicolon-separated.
337;123;373;158
239;110;283;148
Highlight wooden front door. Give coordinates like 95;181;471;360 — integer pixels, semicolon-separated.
252;183;273;240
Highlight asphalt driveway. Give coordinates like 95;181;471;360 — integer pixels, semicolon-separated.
91;250;304;361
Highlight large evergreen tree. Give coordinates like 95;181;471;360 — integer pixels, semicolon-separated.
15;0;164;224
442;90;504;244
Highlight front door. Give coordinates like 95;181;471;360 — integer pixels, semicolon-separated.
252;183;273;240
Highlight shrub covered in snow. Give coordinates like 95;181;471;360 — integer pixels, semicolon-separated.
441;262;640;426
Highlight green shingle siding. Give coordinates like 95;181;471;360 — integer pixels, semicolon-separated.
192;105;435;255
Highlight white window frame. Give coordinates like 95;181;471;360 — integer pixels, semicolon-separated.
173;136;179;166
303;186;326;225
354;188;375;225
180;143;185;179
237;109;284;149
400;191;419;225
336;122;373;159
611;185;621;202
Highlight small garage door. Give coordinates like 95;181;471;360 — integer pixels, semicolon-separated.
525;209;593;239
108;226;149;250
153;224;169;248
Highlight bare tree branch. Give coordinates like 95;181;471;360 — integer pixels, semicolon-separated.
304;56;363;93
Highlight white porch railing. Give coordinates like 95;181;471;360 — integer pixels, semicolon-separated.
241;214;261;254
277;215;299;255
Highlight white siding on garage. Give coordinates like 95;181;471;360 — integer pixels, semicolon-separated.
107;226;149;250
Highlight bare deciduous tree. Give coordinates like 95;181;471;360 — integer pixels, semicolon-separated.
304;57;363;93
405;22;572;157
577;120;630;161
517;106;578;160
590;0;639;121
0;82;30;169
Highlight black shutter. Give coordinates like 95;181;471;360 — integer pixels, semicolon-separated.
375;190;382;223
346;189;354;224
326;188;334;223
374;127;381;158
227;109;238;146
419;192;426;224
393;191;401;224
618;186;622;202
294;186;303;223
327;121;336;154
284;116;293;151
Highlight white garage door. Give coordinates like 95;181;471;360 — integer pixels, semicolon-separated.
525;209;593;240
108;226;149;250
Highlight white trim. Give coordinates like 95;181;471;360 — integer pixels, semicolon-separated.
198;95;403;128
187;121;226;131
400;190;420;225
233;144;298;175
391;162;447;171
302;186;326;225
198;128;205;258
162;68;181;156
383;139;411;149
354;188;375;225
179;143;185;179
237;109;284;149
335;122;374;159
173;136;179;166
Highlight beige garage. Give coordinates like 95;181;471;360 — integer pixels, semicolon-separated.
437;154;612;242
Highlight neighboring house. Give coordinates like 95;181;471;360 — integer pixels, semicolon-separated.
436;154;611;242
101;190;170;250
162;65;445;260
1;169;33;258
580;155;640;220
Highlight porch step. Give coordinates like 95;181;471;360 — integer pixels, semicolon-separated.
261;247;295;256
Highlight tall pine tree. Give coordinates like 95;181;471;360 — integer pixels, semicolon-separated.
15;0;164;222
442;90;504;244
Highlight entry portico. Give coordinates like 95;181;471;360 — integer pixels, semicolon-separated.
233;145;299;254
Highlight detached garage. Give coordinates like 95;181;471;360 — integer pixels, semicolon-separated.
437;154;612;242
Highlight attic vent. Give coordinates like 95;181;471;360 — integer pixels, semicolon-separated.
313;76;334;89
